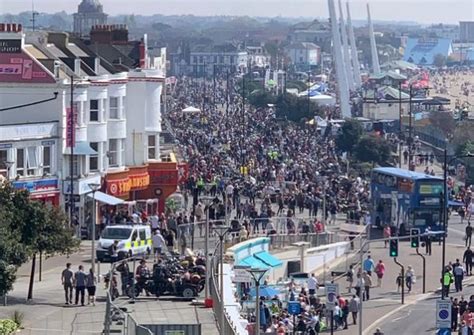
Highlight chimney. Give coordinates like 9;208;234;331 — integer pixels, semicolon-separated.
111;24;128;44
90;25;112;44
54;60;61;78
74;58;81;76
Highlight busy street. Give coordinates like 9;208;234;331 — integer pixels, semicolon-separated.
1;1;474;335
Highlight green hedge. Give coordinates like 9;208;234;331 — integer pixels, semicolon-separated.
0;319;18;335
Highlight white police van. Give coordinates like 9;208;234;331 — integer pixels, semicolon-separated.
96;225;152;262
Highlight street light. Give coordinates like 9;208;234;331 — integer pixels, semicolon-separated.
201;195;214;304
88;183;101;275
213;225;231;334
245;267;268;335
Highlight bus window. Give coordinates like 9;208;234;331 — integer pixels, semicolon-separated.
413;210;441;228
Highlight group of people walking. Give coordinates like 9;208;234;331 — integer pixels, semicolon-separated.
61;263;97;306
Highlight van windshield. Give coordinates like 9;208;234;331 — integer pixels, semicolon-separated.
101;228;131;240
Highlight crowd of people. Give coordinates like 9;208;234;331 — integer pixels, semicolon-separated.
164;75;372;242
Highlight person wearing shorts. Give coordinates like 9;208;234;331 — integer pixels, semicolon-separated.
86;268;97;306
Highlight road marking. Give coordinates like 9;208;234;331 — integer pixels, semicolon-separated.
391;309;411;323
364;276;474;335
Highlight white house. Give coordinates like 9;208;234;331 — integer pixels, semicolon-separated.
285;42;321;70
0;23;168;235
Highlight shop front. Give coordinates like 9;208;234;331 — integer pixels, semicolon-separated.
13;178;60;205
102;162;180;216
62;174;102;238
104;166;154;216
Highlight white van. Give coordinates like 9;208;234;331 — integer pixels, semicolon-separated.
96;225;152;262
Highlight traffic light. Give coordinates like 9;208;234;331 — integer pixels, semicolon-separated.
410;228;420;248
389;239;398;257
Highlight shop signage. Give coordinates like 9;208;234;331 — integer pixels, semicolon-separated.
66;107;77;148
63;174;102;195
130;172;150;189
13;178;58;193
0;40;21;53
107;172;150;197
0;50;55;83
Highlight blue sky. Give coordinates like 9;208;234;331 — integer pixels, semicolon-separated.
1;0;473;24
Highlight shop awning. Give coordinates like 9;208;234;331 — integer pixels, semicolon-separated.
64;142;97;155
87;191;124;206
254;251;283;268
239;255;270;270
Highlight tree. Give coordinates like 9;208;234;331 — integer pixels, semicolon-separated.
428;111;456;138
275;93;322;122
335;119;363;153
433;53;447;68
0;182;79;300
248;91;276;109
354;135;392;165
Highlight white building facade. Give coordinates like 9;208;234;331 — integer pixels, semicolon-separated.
0;24;165;234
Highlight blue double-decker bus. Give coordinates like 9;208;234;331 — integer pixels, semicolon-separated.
371;167;445;235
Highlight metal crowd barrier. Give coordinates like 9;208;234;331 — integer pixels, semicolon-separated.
209;242;240;335
103;258;153;335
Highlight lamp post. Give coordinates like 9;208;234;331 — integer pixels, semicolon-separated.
201;194;214;303
246;268;268;335
88;183;101;275
213;225;231;334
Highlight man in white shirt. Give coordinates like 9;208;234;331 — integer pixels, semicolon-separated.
307;273;318;296
150;214;159;232
152;230;166;261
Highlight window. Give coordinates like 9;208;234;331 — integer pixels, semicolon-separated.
16;148;24;176
199;56;203;63
26;147;38;176
230;56;235;64
71;155;79;176
0;150;7;177
108;139;118;167
90;99;99;122
43;146;51;174
89;142;99;171
139;229;146;241
109;97;119;119
193;56;197;64
214;55;218;63
219;56;224;64
148;135;156;160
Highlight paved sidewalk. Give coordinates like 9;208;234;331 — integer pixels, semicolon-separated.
1;243;219;335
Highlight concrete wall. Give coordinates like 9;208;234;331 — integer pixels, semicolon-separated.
271;241;350;282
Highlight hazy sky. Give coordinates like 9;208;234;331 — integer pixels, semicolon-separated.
1;0;473;24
